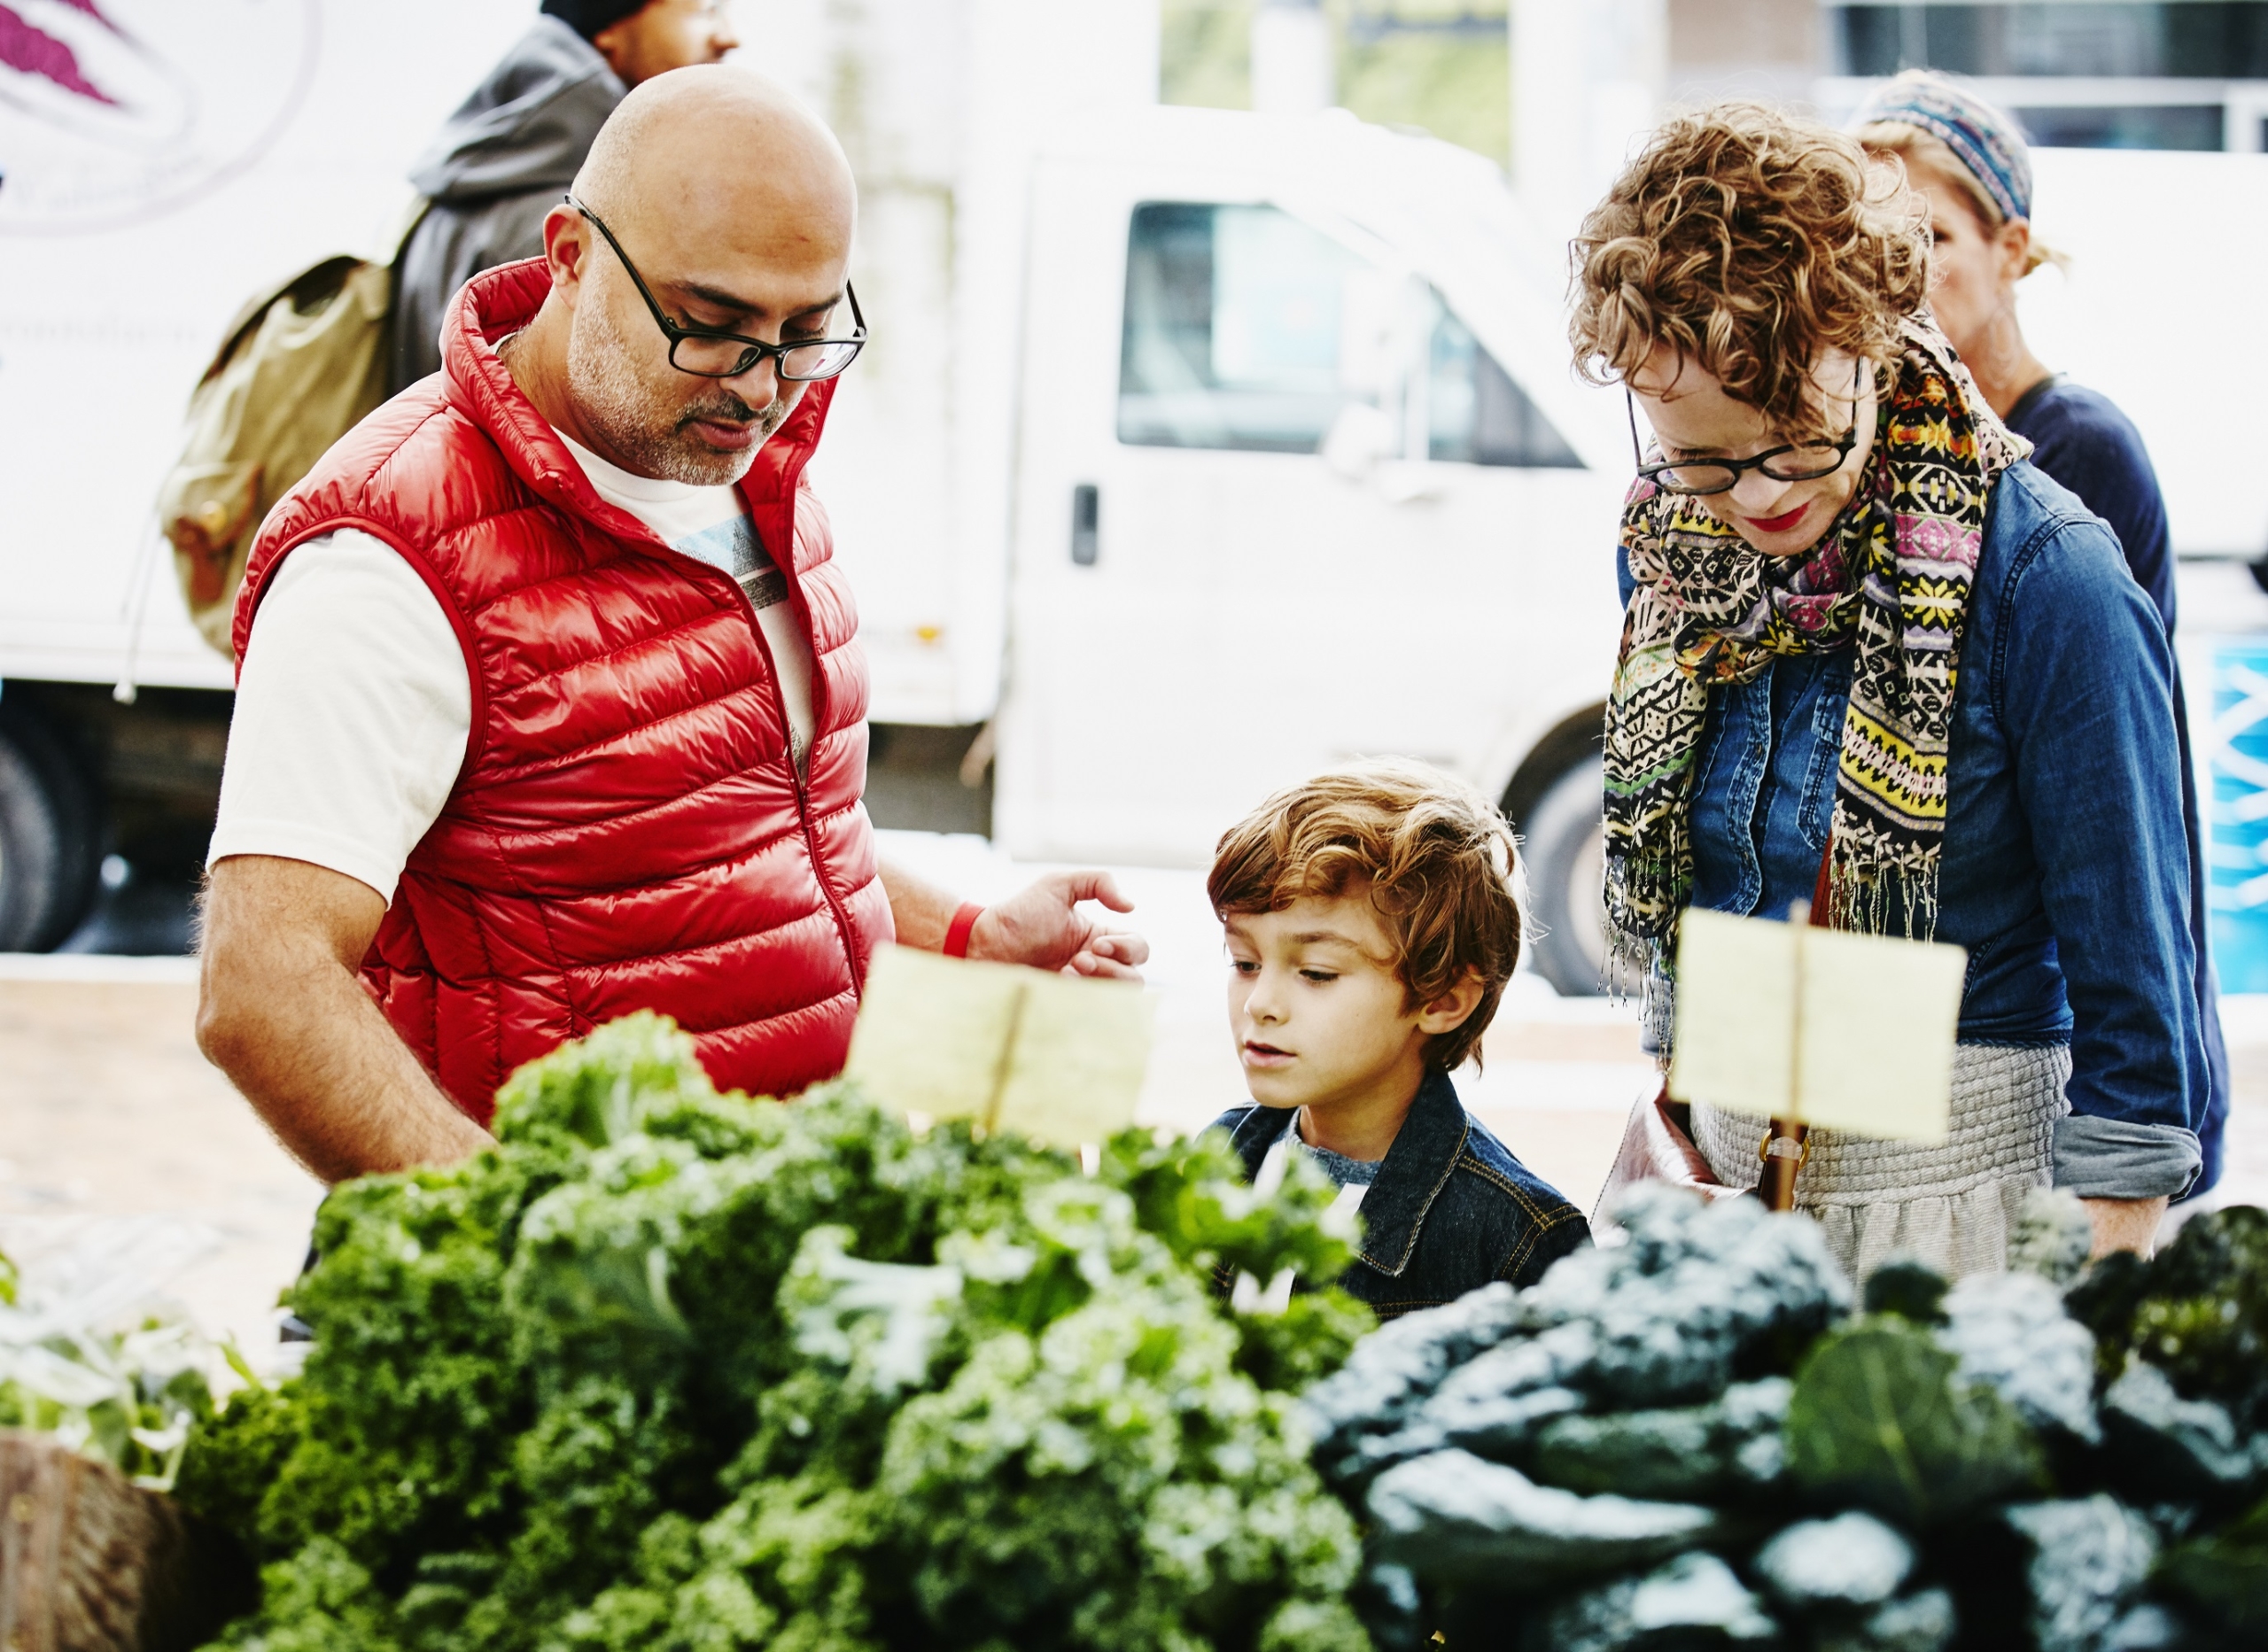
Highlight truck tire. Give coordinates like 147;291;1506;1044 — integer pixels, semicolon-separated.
1522;753;1609;997
0;705;102;952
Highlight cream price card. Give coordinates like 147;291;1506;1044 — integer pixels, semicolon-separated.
842;944;1154;1149
1668;909;1967;1143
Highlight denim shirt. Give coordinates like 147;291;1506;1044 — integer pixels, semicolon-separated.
1212;1071;1589;1320
1619;461;2206;1198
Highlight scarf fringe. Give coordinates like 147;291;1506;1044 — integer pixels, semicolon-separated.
1609;829;1943;1061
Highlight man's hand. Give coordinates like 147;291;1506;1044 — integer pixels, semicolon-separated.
2080;1195;2170;1259
198;856;493;1184
879;861;1149;981
969;871;1149;980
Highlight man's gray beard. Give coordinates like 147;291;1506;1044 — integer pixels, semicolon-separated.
566;292;788;487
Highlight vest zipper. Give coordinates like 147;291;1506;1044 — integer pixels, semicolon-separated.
727;563;866;997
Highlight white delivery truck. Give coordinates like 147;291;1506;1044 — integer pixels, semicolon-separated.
5;0;2267;997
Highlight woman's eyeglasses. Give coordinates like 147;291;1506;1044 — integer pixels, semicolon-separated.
1626;361;1864;496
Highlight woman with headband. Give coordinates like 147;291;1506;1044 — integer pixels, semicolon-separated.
1573;104;2206;1276
1853;70;2227;1198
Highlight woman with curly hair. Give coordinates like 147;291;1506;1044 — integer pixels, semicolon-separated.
1573;104;2205;1276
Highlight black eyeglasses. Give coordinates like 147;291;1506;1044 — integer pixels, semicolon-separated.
567;195;866;382
1627;360;1863;496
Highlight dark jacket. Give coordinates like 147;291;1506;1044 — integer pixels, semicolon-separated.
388;17;625;392
1619;461;2208;1200
1212;1072;1588;1321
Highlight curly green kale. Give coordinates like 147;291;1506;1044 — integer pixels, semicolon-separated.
189;1013;1370;1652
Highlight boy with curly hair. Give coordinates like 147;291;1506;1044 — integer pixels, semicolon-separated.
1208;760;1588;1317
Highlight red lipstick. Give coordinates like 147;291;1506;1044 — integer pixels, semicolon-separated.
1744;502;1810;535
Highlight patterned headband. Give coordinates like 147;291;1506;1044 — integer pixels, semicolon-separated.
1852;69;2033;223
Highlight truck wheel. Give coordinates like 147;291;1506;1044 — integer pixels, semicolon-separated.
0;707;102;952
1522;753;1609;997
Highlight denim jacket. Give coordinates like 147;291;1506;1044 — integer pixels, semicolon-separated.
1212;1072;1589;1320
1620;461;2207;1198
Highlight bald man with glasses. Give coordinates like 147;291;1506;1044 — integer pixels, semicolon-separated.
198;69;1145;1183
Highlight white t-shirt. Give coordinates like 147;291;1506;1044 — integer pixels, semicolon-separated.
208;431;819;904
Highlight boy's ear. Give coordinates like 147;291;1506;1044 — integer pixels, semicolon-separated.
1414;969;1488;1035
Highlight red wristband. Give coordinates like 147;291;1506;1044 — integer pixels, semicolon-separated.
944;902;985;959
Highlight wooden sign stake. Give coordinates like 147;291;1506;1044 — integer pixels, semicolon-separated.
1760;900;1814;1213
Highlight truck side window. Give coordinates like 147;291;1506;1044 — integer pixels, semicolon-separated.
1428;304;1582;469
1118;201;1373;454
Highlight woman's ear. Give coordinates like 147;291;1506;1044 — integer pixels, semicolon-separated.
1996;216;2035;287
1415;969;1488;1035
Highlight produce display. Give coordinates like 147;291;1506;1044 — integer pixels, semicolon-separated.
172;1013;1379;1652
0;1231;221;1490
1303;1183;2268;1651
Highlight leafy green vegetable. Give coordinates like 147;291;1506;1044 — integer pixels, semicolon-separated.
1528;1377;1789;1501
1785;1318;2047;1527
1526;1552;1777;1652
2001;1496;2158;1652
2069;1206;2268;1429
2158;1491;2268;1638
1;1285;216;1489
177;1013;1370;1652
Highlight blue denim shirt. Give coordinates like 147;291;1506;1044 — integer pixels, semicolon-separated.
1620;462;2206;1199
1213;1071;1589;1319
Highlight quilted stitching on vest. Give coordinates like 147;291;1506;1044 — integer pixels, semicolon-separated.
234;260;890;1122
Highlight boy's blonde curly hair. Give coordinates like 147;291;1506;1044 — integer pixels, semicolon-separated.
1207;759;1524;1074
1569;102;1930;441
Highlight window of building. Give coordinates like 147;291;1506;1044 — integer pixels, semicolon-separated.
1833;4;2268;81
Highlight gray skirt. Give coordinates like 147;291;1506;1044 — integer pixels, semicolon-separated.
1693;1043;2071;1281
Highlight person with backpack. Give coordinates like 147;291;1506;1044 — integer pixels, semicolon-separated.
389;0;742;393
155;1;743;657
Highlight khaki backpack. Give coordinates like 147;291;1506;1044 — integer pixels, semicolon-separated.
157;253;397;659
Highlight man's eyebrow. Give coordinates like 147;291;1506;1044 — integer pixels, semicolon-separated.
1285;930;1363;947
670;280;844;322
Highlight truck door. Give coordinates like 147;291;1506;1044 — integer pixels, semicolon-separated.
1000;180;1623;867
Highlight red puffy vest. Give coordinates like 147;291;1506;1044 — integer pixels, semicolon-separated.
233;260;892;1122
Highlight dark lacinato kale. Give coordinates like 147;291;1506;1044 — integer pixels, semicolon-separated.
183;1013;1371;1652
1522;1552;1777;1652
1528;1378;1789;1501
2001;1496;2161;1652
1365;1447;1721;1589
1305;1183;2268;1649
1934;1271;2102;1445
2158;1492;2268;1644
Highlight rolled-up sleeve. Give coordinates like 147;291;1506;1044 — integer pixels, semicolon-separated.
1998;511;2205;1198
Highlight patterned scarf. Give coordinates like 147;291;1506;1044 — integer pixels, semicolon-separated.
1604;321;2028;988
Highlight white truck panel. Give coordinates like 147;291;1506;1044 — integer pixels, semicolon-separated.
797;0;1161;727
995;108;1630;866
0;0;534;690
